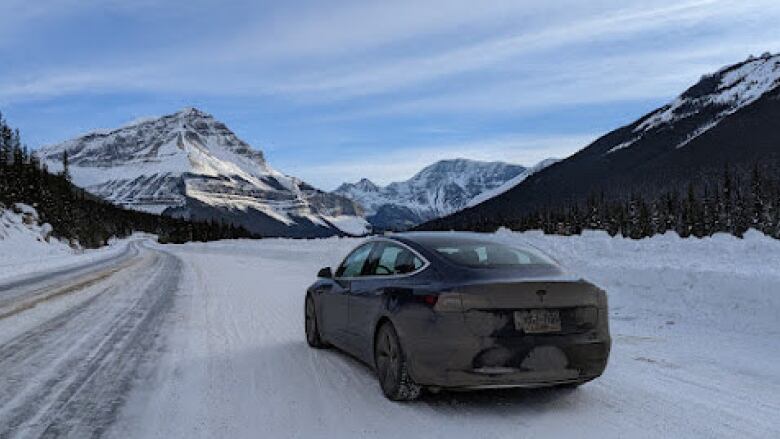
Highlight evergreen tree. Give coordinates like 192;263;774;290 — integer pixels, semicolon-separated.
61;150;71;182
501;160;779;241
750;164;768;233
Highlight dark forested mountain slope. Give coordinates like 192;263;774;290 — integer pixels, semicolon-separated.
421;53;780;235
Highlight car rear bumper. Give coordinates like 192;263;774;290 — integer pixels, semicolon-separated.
402;318;611;388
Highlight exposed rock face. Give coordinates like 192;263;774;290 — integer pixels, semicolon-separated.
39;107;368;237
334;159;528;230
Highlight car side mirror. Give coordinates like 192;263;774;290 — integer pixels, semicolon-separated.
317;267;333;279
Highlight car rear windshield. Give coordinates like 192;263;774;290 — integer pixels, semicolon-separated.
433;241;557;268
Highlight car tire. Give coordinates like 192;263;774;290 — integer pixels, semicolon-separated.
374;323;421;401
305;295;327;348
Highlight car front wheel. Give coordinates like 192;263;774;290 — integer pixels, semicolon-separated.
374;323;421;401
305;295;326;348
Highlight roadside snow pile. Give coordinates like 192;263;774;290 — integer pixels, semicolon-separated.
0;204;135;283
506;229;780;337
505;228;780;278
0;203;72;262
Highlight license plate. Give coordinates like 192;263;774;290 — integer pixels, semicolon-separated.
514;309;561;333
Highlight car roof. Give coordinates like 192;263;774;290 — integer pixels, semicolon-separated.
381;231;559;263
385;231;505;245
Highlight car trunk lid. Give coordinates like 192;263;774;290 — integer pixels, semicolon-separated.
451;280;603;337
456;280;601;310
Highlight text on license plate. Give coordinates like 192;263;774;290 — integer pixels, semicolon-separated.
514;309;561;333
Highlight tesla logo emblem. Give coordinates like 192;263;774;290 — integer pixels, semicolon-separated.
536;289;547;303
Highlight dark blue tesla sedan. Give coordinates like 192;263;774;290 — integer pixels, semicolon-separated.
304;232;611;401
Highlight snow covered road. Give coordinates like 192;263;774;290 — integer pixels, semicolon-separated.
0;241;181;438
116;233;780;439
1;232;778;438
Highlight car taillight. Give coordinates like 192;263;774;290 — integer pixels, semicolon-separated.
422;295;438;306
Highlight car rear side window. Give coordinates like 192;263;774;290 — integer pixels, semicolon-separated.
434;242;555;268
368;243;425;276
336;243;373;277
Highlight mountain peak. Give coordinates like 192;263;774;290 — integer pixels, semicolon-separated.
38;109;368;237
175;106;211;119
418;158;512;173
40;107;266;169
607;51;780;154
356;178;379;189
336;178;379;193
410;158;525;188
333;159;527;229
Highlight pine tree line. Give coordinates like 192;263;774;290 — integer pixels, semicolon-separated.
482;164;780;239
1;112;257;247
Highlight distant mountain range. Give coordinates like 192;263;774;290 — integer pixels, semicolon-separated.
44;53;775;237
420;52;780;231
38;108;547;237
39;108;369;238
333;158;555;230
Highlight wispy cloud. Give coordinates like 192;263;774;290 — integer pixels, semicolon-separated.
315;38;780;121
268;0;723;99
2;0;779;188
258;0;776;102
3;0;777;105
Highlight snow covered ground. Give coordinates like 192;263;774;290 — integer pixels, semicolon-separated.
1;227;778;438
105;230;779;439
0;240;178;437
0;205;135;283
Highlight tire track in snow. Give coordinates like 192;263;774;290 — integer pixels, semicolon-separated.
0;243;181;439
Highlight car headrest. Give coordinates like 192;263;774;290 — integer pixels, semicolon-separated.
394;251;416;274
458;249;481;266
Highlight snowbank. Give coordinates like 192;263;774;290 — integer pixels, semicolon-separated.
0;204;137;283
503;228;780;279
0;204;72;262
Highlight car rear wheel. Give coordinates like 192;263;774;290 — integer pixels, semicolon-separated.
374;323;421;401
305;296;326;348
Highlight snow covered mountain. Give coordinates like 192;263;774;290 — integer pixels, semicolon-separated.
333;159;527;230
608;51;780;153
464;158;559;208
422;52;780;231
39;108;369;237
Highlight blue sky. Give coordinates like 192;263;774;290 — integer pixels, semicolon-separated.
1;0;779;189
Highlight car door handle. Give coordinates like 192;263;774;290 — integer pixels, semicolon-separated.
350;289;379;297
355;288;384;297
